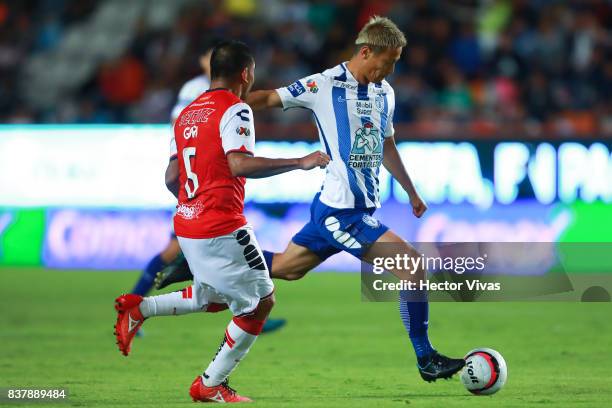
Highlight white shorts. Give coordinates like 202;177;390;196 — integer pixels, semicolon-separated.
177;225;274;316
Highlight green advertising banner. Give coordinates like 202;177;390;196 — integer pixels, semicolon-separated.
557;201;612;273
559;201;612;242
0;209;45;266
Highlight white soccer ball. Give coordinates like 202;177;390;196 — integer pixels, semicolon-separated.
460;348;508;395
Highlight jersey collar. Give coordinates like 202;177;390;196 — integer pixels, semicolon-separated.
205;87;230;93
341;62;358;84
341;62;383;87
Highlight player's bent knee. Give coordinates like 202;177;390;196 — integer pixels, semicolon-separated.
260;294;275;311
252;294;275;319
272;263;310;281
270;269;303;281
284;271;308;281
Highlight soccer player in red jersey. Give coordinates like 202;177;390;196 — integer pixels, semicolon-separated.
114;41;329;403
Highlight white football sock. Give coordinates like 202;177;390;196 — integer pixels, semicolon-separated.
202;319;259;386
139;286;201;317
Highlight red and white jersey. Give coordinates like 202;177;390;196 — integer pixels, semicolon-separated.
171;88;255;239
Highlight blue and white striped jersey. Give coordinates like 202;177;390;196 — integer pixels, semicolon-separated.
276;63;395;209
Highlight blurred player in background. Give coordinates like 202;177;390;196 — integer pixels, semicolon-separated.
170;50;213;121
114;40;330;403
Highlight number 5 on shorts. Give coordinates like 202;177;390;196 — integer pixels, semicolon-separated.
183;147;198;199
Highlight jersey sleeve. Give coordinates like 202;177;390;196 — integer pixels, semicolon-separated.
219;102;255;155
275;73;324;110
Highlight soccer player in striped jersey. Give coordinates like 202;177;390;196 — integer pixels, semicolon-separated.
245;16;466;382
155;17;466;381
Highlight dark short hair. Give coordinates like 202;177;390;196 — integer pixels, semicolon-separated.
210;41;254;80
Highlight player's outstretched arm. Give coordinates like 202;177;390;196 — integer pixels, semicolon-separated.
227;150;330;179
245;90;282;111
165;159;180;198
382;136;427;218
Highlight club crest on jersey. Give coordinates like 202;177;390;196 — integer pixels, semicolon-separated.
176;202;204;220
375;94;385;112
236;126;250;136
306;79;319;93
362;214;380;228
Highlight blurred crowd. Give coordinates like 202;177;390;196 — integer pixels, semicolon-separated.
1;0;611;138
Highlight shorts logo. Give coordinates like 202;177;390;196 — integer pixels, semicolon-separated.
176;202;204;220
306;79;319;93
183;126;198;139
362;214;380;228
236;126;250;136
287;81;306;97
324;216;361;249
235;229;266;270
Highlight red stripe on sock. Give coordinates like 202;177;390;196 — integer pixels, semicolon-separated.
225;328;235;348
181;286;193;299
232;316;266;336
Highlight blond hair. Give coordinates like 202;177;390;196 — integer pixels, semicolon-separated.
355;15;406;51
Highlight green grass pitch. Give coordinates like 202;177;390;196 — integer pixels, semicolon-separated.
1;267;611;407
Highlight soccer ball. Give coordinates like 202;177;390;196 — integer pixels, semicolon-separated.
460;348;508;395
